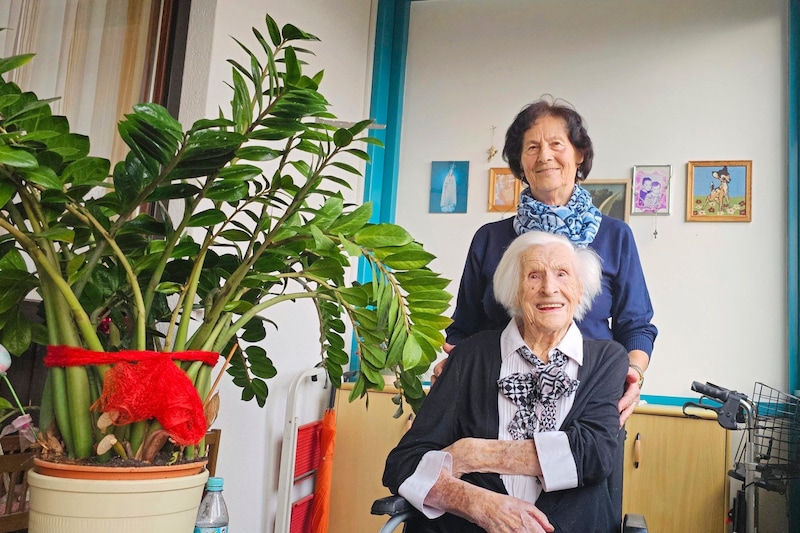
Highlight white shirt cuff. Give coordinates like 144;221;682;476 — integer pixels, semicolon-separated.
534;431;577;492
397;450;452;519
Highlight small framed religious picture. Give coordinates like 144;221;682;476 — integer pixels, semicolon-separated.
488;167;520;212
429;161;469;213
686;160;752;222
631;165;672;216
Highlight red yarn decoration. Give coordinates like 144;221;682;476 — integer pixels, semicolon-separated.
45;346;219;446
44;345;218;367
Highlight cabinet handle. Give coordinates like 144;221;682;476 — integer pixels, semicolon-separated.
633;432;642;468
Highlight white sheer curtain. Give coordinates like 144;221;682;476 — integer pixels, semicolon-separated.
0;0;159;164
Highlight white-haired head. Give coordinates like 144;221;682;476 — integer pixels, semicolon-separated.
493;231;602;321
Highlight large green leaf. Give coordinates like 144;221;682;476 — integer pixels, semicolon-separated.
408;300;451;315
0;53;34;75
236;146;280;161
353;224;413;248
118;112;179;167
383;250;436;270
0;145;37;168
333;128;354;148
283;46;301;85
0;181;15;207
337;286;369;307
0;309;31;356
206;180;249;202
63;157;111;187
328;204;372;236
265;14;281;46
395;271;451;290
188;209;228;227
406;289;452;303
401;333;423;369
410;312;454;330
130;103;183;140
310;196;344;230
361;343;387;368
0;268;37;313
37;226;75;242
179;129;246;163
218;164;263;180
145;183;201;202
20;166;61;190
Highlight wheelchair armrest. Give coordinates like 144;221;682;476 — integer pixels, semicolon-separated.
623;513;648;533
371;494;414;516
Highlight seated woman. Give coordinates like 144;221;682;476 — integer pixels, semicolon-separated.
383;231;628;533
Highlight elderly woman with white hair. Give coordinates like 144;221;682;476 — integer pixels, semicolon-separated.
383;231;628;533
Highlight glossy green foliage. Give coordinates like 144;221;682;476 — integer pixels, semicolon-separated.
0;14;451;458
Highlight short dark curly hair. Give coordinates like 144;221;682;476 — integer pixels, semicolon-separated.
502;97;594;183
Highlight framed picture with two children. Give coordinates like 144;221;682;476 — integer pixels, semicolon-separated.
631;165;671;216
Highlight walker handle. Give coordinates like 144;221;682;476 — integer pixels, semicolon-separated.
691;381;729;402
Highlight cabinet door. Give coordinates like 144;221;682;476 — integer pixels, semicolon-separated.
329;387;410;533
623;412;729;533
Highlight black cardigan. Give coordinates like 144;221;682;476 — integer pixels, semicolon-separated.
383;329;628;533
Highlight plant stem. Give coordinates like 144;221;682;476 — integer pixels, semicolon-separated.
49;368;74;456
204;342;238;405
0;374;26;415
65;366;93;459
173;248;208;351
69;206;148;350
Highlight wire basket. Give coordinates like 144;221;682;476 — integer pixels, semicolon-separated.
751;382;800;481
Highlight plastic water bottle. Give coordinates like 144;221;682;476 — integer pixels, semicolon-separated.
194;477;229;533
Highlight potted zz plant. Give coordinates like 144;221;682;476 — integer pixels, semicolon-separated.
0;12;451;532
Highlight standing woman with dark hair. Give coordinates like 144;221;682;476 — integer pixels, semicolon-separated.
435;97;657;522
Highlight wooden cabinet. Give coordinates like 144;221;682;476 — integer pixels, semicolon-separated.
622;405;731;533
329;384;409;533
328;395;731;533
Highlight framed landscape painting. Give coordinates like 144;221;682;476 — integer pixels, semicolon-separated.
582;179;631;223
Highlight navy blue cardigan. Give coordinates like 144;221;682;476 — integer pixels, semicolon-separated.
446;216;657;356
383;330;629;532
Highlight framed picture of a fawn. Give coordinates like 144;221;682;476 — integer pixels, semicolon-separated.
686;160;752;222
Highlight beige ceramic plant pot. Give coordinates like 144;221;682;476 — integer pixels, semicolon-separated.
27;468;209;533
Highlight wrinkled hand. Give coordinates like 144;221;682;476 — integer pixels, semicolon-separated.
618;369;641;427
477;492;554;533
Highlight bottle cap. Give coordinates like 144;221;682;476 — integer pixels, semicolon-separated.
206;477;224;491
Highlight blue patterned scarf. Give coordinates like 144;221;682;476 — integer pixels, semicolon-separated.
513;185;602;247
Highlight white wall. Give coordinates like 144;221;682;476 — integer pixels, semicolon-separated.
395;0;788;399
183;0;790;529
181;1;375;531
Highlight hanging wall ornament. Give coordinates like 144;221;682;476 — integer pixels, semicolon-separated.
487;125;498;162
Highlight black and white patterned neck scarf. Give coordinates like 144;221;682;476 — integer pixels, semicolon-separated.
497;346;580;440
